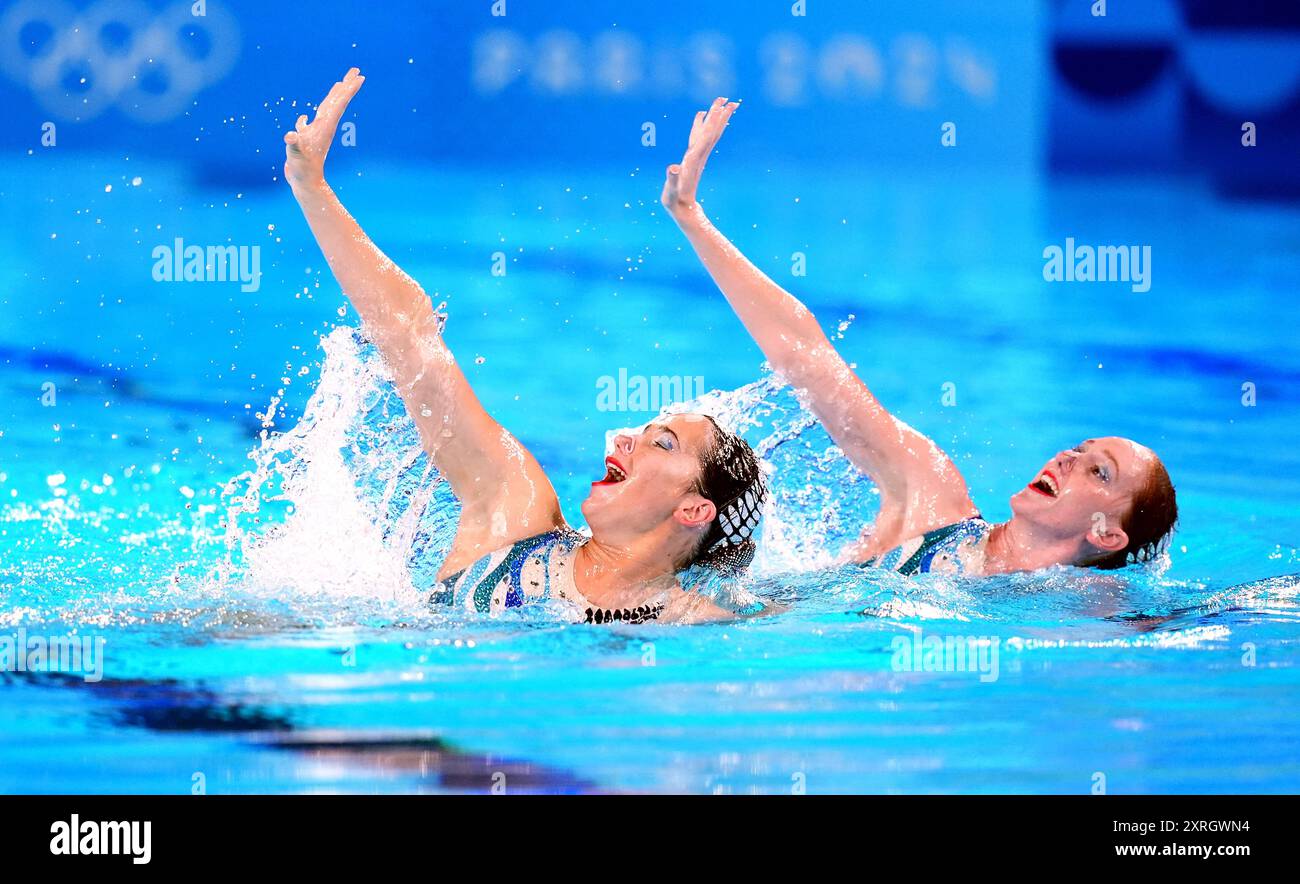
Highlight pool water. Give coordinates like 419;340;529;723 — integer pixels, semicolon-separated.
1;155;1298;793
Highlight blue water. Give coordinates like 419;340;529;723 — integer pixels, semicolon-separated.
2;154;1298;793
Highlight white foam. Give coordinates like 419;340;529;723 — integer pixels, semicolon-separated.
219;328;442;603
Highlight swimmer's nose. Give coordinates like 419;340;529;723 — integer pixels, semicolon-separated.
613;433;634;454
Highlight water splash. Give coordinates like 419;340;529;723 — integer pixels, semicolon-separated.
7;323;1285;638
199;321;897;623
218;327;455;605
660;370;882;575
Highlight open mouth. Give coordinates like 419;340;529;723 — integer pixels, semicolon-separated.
1028;470;1060;498
592;456;628;487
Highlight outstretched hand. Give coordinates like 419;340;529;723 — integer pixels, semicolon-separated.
284;67;365;189
661;96;740;217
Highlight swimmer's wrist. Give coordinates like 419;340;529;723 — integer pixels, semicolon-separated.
668;200;709;227
288;174;331;199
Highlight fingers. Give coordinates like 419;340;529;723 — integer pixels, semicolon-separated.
284;69;362;158
706;99;740;135
688;110;707;146
685;97;739;161
684;96;740;158
315;85;342;123
315;68;365;127
702;96;729;128
688;99;726;148
712;101;740;139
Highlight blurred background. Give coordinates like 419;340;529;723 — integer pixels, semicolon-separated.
2;0;1299;797
4;0;1297;180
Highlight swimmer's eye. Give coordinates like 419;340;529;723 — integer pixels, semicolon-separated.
1092;464;1110;483
655;437;674;451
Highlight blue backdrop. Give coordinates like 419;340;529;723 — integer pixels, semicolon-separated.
0;0;1043;183
5;1;1297;195
1049;0;1300;196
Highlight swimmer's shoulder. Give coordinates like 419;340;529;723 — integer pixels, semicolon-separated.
659;577;779;624
660;588;734;624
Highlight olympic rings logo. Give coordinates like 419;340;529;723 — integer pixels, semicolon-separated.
0;0;239;122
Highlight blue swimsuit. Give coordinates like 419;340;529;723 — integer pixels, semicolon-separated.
431;528;666;624
865;517;992;575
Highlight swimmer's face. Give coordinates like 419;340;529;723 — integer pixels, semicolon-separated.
581;413;718;541
1009;436;1156;559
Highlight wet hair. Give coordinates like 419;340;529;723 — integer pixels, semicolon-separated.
1090;455;1178;570
682;416;767;576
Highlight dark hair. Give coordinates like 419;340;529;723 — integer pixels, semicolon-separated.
1090;456;1178;570
682;416;767;576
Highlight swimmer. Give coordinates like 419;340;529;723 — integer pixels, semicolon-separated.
284;70;766;622
662;99;1177;576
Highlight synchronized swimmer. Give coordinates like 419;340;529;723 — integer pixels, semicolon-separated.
285;70;765;625
284;69;1177;623
660;97;1177;577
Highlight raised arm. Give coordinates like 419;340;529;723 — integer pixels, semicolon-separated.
660;99;974;524
284;69;561;573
